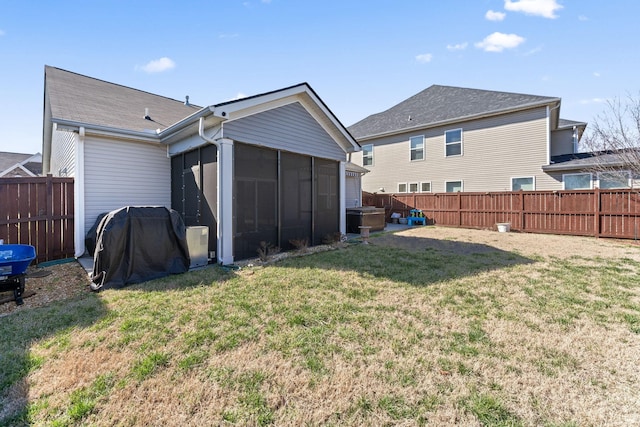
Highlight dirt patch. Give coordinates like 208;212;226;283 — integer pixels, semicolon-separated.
0;261;91;317
372;226;640;261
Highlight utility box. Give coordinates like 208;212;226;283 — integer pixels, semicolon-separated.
186;226;209;269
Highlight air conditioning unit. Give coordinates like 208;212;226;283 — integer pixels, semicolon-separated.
186;226;209;269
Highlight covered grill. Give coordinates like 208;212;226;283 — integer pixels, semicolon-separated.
346;207;386;234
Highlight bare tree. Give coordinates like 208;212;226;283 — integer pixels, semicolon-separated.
581;91;640;177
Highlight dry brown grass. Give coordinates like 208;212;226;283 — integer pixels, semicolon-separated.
2;227;640;426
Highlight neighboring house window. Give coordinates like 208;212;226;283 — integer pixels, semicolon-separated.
512;177;535;191
445;180;463;192
410;136;424;161
563;173;592;190
362;144;374;166
598;171;630;189
409;182;419;193
398;183;408;193
420;182;432;192
445;129;463;157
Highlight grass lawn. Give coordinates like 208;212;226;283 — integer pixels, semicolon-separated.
1;228;640;426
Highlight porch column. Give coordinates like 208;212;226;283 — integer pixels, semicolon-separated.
217;137;234;265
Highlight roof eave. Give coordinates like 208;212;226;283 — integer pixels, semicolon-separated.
211;83;360;153
157;106;217;142
542;160;627;172
355;98;562;142
52;119;162;143
556;122;588;131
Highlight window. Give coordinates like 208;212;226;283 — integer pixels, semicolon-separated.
598;171;630;189
409;182;419;193
445;180;463;192
511;177;535;191
563;173;592;190
410;136;424;161
362;144;373;166
398;183;408;193
445;129;462;157
420;182;432;192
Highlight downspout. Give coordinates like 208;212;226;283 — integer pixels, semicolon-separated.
74;126;86;257
198;117;234;264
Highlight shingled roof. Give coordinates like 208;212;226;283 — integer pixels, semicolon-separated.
0;152;42;177
348;85;561;140
45;66;200;133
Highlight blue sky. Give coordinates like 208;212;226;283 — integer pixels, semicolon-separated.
0;0;638;154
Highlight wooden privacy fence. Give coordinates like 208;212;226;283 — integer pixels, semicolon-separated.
363;189;640;240
0;175;74;263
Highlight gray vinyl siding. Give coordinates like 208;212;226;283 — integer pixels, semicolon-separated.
223;102;346;161
358;107;565;193
49;129;77;177
550;128;575;156
83;136;171;232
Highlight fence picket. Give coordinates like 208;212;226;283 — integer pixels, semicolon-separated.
0;175;74;263
364;189;640;240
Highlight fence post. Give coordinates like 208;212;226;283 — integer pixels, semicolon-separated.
519;191;524;231
594;187;600;238
457;191;462;226
46;174;54;261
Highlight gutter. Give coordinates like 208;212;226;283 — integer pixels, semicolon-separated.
157;106;214;141
52;119;163;143
542;160;627;172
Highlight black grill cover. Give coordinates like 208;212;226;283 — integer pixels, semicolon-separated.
85;212;108;256
90;207;190;291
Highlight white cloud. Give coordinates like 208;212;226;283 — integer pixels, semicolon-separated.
475;32;525;52
485;10;506;21
228;92;248;101
578;15;588;21
0;29;5;36
415;53;433;63
580;98;607;105
447;42;468;51
137;57;176;73
593;72;601;77
504;0;563;19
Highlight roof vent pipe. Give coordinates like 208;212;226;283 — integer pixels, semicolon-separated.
184;96;190;106
144;108;151;120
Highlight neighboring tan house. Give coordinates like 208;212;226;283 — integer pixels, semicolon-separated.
0;152;42;178
348;85;591;193
42;66;360;263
